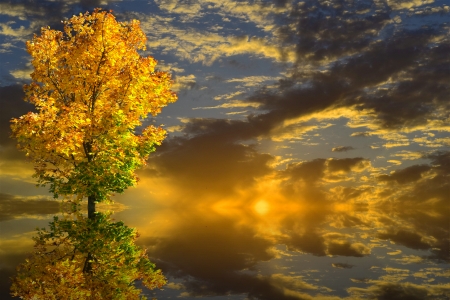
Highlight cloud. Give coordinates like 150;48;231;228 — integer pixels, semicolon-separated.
386;0;436;10
0;23;33;38
332;263;354;269
377;165;431;184
139;212;319;299
172;74;197;91
347;281;442;300
327;242;371;257
393;255;424;265
226;76;282;87
216;35;296;63
377;230;431;250
154;0;203;16
146;121;274;198
212;90;245;101
9;68;33;80
327;158;370;174
392;151;424;160
282;159;327;184
230;1;450;148
0;193;59;222
192;100;261;110
139;2;295;66
332;146;355;152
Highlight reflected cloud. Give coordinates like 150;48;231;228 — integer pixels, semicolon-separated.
0;193;58;222
126;147;449;297
332;146;355;153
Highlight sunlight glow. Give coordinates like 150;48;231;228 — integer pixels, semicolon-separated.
254;200;269;215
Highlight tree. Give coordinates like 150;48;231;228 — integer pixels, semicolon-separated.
10;212;166;300
10;9;177;219
9;9;176;299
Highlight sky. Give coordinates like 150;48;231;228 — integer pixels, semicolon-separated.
0;0;449;299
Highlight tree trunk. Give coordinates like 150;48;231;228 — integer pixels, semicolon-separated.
88;195;96;220
84;195;96;274
83;252;94;274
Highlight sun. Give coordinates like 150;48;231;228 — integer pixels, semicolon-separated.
254;199;270;215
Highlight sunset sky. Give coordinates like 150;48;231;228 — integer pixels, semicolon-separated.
0;0;449;299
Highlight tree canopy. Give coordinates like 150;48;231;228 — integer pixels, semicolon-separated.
11;9;177;207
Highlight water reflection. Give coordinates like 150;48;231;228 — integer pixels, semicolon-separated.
1;151;448;299
10;210;166;299
114;151;449;299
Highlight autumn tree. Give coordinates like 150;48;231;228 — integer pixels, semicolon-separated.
10;9;176;299
10;9;176;219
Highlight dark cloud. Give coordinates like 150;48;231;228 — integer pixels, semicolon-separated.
161;2;449;166
327;241;369;257
246;276;313;300
377;230;430;250
332;146;355;152
79;0;102;11
179;273;313;300
332;212;369;228
351;132;371;137
283;159;327;184
0;1;115;43
226;59;251;70
336;186;371;201
348;282;431;300
238;1;450;136
281;157;367;185
271;0;291;8
345;27;449;129
284;230;327;256
180;117;268;142
147;121;273;198
426;151;450;172
377;165;431;184
390;206;450;262
270;27;446;131
0;1;65;33
375;152;450;262
143;215;293;299
0;193;59;222
205;75;224;82
150;216;273;279
275;0;390;63
327;157;367;173
350;278;370;283
376;152;449;204
332;262;354;269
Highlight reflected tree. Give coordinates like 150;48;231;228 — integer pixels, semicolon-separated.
11;212;165;299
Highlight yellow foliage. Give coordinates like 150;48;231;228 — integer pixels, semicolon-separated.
10;9;177;201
